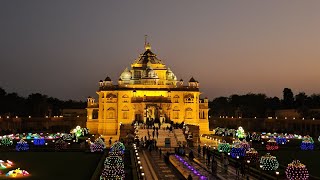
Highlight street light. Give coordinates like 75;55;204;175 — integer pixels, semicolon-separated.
276;171;279;180
247;160;251;178
259;165;263;179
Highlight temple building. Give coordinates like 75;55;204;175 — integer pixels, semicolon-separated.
86;42;209;139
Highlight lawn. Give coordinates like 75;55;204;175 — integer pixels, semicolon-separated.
0;152;103;180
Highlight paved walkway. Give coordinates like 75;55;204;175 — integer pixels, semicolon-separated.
145;150;180;180
187;147;258;180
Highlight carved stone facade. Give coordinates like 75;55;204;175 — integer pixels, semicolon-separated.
86;42;209;139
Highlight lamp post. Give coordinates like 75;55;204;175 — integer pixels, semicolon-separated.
276;171;279;180
259;165;263;180
247;160;251;179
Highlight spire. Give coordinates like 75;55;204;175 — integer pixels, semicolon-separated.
144;35;151;50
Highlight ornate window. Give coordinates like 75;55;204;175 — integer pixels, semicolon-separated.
107;107;115;119
173;95;179;103
185;108;193;119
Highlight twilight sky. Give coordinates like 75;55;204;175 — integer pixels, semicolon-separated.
1;1;320;100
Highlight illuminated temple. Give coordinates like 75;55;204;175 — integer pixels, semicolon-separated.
86;42;209;139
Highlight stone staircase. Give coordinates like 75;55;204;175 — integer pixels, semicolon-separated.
136;128;179;147
173;129;187;146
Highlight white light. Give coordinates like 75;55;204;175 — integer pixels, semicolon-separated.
276;171;279;175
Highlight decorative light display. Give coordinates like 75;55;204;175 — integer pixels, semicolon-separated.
33;138;45;146
300;135;314;150
240;139;250;150
55;139;67;151
71;126;83;137
90;138;106;152
100;156;125;180
260;153;279;171
251;133;261;141
1;136;13;146
62;133;74;141
15;139;29;151
285;160;309;180
266;138;279;150
174;155;207;180
110;142;125;155
236;126;246;139
0;160;13;169
245;148;259;163
6;168;29;177
276;136;287;145
230;140;246;158
218;141;230;153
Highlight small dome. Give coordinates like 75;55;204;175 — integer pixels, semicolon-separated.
189;77;197;82
105;76;111;81
99;80;103;82
120;68;131;80
180;79;183;82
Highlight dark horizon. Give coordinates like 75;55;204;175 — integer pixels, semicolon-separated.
1;1;320;101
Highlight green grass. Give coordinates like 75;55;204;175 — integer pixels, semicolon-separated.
0;152;103;180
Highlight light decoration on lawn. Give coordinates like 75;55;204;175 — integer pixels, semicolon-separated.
100;156;125;180
266;138;279;150
1;136;13;146
15;139;29;151
62;133;74;141
109;142;125;156
245;148;259;163
230;140;246;158
260;153;279;171
285;160;309;180
218;141;230;153
276;135;287;145
55;139;67;151
71;125;83;137
0;160;13;169
251;132;261;141
90;138;106;152
236;126;246;139
33;138;45;146
6;168;29;177
240;139;250;150
300;135;314;150
174;155;207;180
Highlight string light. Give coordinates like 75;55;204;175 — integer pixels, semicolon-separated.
251;133;261;141
276;136;287;145
285;160;309;180
230;139;246;158
236;126;246;139
240;139;250;150
260;153;279;171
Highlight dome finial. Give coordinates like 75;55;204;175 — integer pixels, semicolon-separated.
144;35;151;50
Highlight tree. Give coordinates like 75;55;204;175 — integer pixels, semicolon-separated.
282;88;294;109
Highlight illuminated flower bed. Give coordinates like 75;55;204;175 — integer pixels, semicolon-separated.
260;153;279;171
300;135;314;150
285;160;309;180
15;139;29;151
266;138;279;150
6;168;29;177
218;142;230;153
230;140;246;158
245;148;259;163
